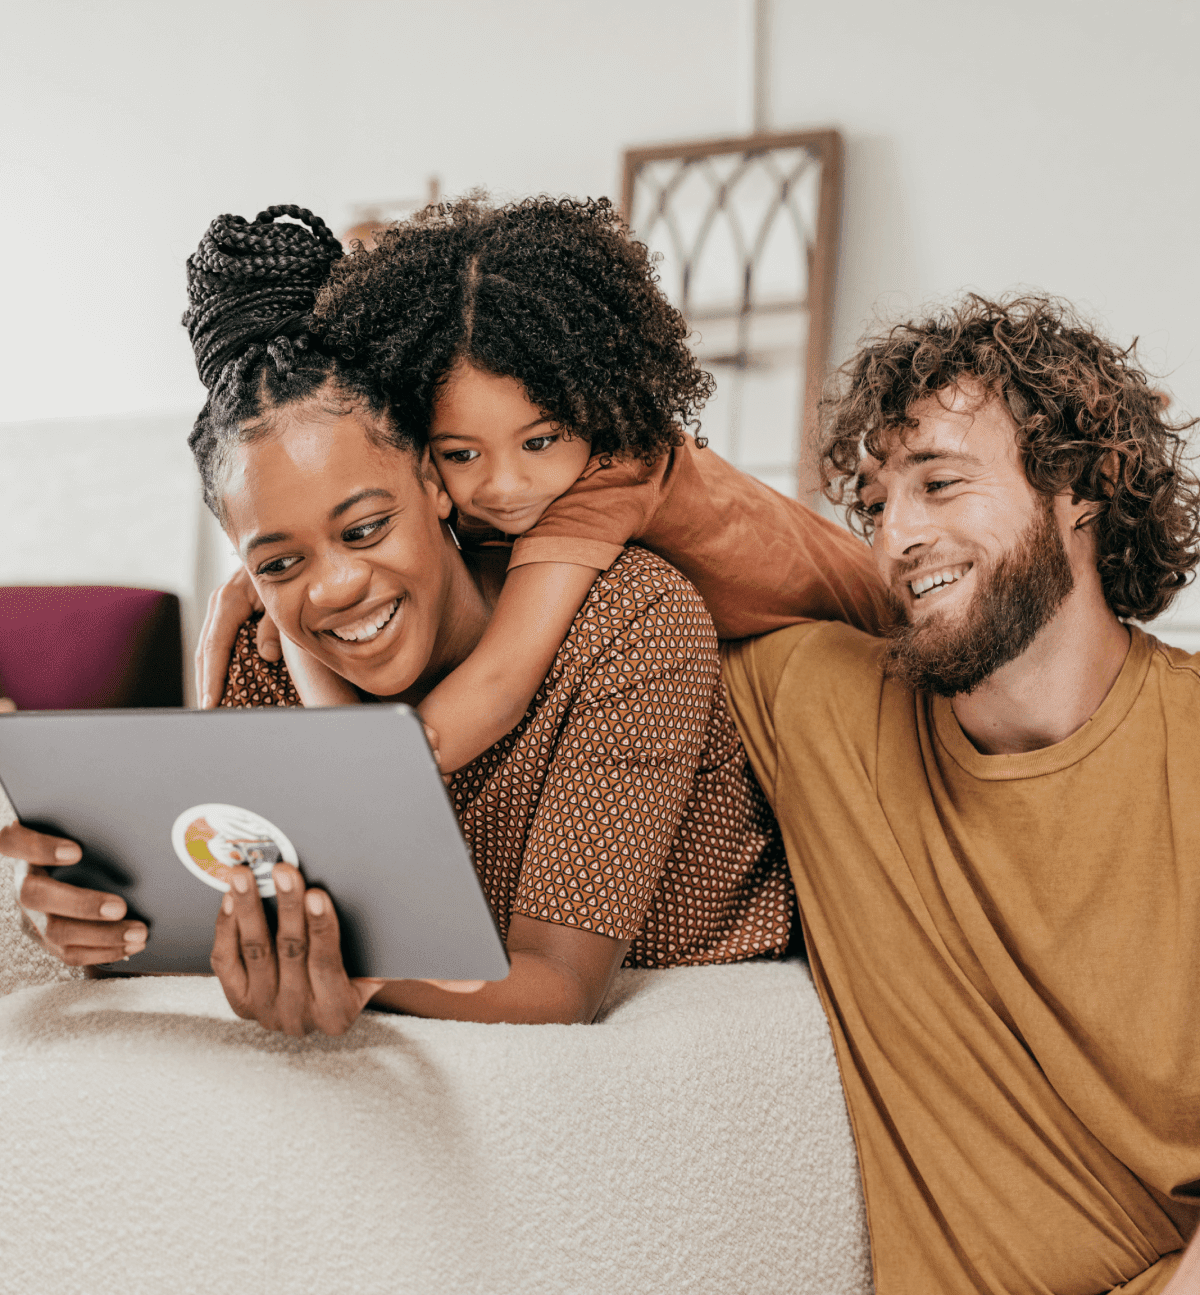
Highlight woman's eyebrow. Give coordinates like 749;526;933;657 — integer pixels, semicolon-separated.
330;487;395;519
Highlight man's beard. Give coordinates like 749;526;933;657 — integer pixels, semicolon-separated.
881;502;1075;698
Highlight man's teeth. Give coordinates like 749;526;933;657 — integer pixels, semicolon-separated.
910;566;970;598
330;599;399;643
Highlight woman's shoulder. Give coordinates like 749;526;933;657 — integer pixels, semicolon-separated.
586;545;711;625
562;545;717;672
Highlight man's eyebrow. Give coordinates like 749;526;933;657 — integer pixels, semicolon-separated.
243;488;396;555
857;448;984;490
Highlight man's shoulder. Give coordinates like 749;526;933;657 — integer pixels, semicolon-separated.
722;620;887;724
1142;630;1200;704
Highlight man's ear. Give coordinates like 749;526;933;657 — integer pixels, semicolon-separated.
1070;451;1119;532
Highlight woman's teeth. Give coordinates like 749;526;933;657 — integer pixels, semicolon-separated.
910;566;970;599
330;599;399;643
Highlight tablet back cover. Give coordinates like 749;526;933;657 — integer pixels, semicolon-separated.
0;706;509;981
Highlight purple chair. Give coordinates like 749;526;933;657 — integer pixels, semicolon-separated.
0;587;184;710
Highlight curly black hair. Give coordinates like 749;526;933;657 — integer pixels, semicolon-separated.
820;293;1200;621
311;194;714;461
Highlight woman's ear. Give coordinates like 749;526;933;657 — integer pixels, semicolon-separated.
417;447;454;520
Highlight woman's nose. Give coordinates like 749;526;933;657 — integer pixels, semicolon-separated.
307;551;372;608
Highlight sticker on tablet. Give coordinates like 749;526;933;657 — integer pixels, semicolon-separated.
170;803;297;898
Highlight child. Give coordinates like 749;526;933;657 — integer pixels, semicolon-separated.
219;196;889;769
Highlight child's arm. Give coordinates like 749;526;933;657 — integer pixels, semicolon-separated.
418;561;601;774
278;634;362;708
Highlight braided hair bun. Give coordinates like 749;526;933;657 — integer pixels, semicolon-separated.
183;204;343;393
184;205;364;520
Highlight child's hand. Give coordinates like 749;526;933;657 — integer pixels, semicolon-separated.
278;635;361;708
421;720;446;771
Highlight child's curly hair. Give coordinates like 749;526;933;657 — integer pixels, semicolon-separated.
820;293;1200;621
312;194;714;462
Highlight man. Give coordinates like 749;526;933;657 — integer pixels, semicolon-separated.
722;294;1200;1293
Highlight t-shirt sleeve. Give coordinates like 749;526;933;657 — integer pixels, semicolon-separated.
511;569;717;940
507;452;667;573
219;617;301;708
719;631;804;800
640;438;892;640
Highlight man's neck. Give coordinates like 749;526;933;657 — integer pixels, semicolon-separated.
950;589;1131;755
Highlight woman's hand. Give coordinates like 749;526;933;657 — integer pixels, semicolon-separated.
0;822;147;965
210;863;383;1037
195;567;281;709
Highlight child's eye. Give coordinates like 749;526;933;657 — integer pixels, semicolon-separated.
343;517;392;544
523;435;557;453
441;449;479;465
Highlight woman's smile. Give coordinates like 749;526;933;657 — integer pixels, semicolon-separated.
324;596;402;645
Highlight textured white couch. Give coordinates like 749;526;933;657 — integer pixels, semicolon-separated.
0;795;873;1295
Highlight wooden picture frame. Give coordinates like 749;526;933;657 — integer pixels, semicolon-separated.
622;129;843;498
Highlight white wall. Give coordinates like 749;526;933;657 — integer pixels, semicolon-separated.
3;0;1198;658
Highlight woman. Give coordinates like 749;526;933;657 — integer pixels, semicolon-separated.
8;204;874;1036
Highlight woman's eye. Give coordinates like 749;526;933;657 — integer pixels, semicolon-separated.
862;500;885;518
256;555;300;578
442;449;479;465
343;517;391;544
523;435;557;453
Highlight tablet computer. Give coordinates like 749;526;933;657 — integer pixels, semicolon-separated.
0;706;509;981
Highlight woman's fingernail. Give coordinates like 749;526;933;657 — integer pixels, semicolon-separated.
221;893;234;915
99;900;124;920
274;868;293;894
55;845;81;863
231;871;249;894
305;892;324;916
124;926;146;945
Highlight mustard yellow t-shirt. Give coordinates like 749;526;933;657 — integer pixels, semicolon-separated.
722;623;1200;1295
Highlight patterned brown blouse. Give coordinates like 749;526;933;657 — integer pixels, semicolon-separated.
221;546;792;968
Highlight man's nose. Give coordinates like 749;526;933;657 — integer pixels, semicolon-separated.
876;492;936;560
307;551;372;608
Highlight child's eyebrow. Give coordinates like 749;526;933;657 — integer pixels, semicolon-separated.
430;416;551;443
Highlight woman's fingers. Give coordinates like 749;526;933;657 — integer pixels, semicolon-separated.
272;865;311;1037
0;821;83;867
304;890;380;1035
41;914;147;964
211;891;252;1018
225;866;278;1017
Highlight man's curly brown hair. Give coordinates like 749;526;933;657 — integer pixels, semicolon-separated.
820;293;1200;621
311;194;714;462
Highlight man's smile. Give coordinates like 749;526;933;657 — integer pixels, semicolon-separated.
906;563;973;602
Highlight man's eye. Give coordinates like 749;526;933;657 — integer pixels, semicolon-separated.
927;478;959;493
523;435;557;452
442;449;478;465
